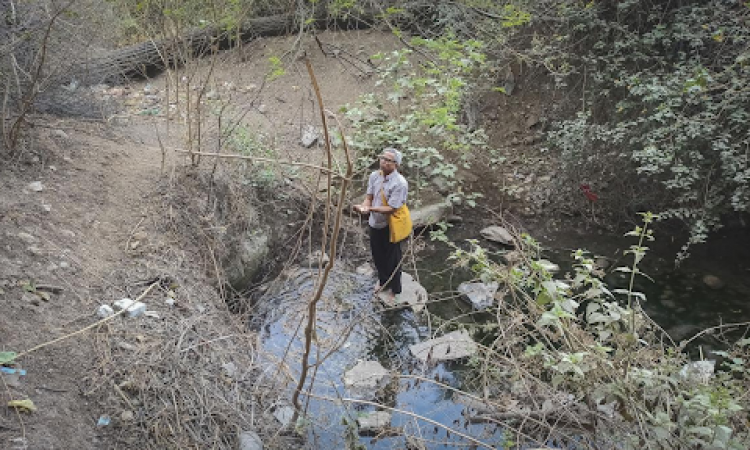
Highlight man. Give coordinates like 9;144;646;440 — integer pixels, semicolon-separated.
354;148;409;303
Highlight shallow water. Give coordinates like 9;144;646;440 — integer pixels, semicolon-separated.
257;221;750;448
257;268;505;449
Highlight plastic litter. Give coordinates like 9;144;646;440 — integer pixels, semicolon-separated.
97;304;114;318
97;415;111;427
0;367;27;376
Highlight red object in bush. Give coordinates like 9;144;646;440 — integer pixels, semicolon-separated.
579;184;599;202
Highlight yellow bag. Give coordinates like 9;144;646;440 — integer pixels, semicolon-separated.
380;190;412;243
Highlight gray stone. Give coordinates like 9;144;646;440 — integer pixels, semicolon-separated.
357;411;391;432
257;104;268;114
28;181;44;192
480;226;514;245
238;430;263;450
17;232;36;244
702;274;724;290
525;115;540;129
226;232;270;291
458;281;499;310
273;405;295;427
392;272;427;312
120;410;135;422
410;202;452;229
300;125;319;148
409;329;477;362
343;360;389;389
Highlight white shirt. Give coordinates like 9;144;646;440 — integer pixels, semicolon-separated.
366;170;409;229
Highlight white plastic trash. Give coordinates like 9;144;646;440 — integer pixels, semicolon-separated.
97;305;114;318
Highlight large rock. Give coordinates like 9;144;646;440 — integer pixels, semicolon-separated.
343;360;389;389
238;430;263;450
391;272;427;312
226;231;270;291
458;282;499;310
480;226;514;245
300;125;319;148
410;202;452;229
409;329;477;363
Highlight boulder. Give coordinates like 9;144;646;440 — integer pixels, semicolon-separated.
458;282;499;310
226;232;270;291
343;360;389;389
409;329;477;363
392;272;427;312
480;226;514;245
410;202;452;229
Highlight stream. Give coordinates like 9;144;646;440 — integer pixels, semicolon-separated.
255;220;750;449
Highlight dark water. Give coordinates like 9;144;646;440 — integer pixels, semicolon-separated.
416;218;750;346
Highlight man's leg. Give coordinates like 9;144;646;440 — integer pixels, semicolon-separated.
369;226;389;288
382;234;402;294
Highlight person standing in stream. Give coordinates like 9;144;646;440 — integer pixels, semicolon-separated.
353;148;409;303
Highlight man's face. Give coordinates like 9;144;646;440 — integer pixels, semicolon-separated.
379;151;397;174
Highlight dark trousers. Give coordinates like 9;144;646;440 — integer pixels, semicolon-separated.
369;226;402;294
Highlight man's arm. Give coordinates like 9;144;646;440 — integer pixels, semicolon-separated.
367;203;395;214
354;194;375;214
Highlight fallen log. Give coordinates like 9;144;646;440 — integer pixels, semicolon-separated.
78;9;375;85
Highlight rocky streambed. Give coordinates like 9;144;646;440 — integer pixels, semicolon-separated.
252;266;503;449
